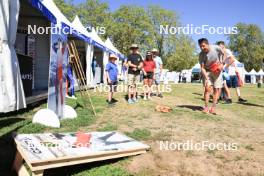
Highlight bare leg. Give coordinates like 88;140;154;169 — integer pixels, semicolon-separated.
236;87;241;97
143;79;148;98
108;92;113;102
224;82;231;99
212;88;220;107
204;85;211;107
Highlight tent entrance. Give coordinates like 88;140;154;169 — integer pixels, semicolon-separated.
16;0;50;102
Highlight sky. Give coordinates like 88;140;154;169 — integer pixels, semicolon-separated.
72;0;264;46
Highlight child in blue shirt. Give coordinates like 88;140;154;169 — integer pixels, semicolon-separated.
105;54;118;105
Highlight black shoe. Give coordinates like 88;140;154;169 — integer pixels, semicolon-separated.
107;101;115;106
111;98;118;103
238;97;247;103
158;94;163;98
224;99;232;104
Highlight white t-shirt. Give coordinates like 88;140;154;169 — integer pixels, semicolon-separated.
224;49;237;76
154;56;163;74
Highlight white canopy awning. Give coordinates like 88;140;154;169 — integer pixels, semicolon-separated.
42;0;71;26
90;28;106;50
72;15;91;39
257;69;264;76
248;69;257;75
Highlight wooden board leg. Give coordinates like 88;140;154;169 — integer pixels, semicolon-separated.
32;170;44;176
12;151;30;176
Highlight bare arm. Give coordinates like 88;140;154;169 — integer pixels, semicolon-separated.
105;71;111;83
128;61;137;68
200;64;209;81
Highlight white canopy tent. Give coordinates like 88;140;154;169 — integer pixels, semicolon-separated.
0;0;26;112
91;28;109;83
182;69;192;83
256;69;264;83
42;0;72;28
257;69;264;76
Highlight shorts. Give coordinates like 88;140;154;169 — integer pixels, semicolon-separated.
226;75;238;88
108;81;118;92
203;72;223;89
143;72;154;79
154;73;161;85
128;74;140;86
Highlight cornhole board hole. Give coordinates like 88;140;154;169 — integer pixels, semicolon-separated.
12;132;150;176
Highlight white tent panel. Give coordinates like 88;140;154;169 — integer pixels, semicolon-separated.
0;0;26;112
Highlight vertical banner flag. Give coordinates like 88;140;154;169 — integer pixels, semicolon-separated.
47;23;68;119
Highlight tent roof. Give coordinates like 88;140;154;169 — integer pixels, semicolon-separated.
41;0;71;26
72;16;91;39
257;69;264;75
89;28;106;50
105;38;126;59
248;69;257;75
105;38;119;54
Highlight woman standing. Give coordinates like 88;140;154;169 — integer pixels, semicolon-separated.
142;51;156;100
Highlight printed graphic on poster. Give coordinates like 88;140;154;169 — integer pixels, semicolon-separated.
14;132;150;162
27;35;36;89
47;23;68;119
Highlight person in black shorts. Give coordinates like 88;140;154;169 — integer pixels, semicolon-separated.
142;51;156;100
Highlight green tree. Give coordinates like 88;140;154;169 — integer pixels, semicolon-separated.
76;0;111;30
165;35;197;71
53;0;76;21
147;5;179;58
227;23;264;71
109;5;154;55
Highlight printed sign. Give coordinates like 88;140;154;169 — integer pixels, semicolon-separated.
47;23;68;119
14;132;149;162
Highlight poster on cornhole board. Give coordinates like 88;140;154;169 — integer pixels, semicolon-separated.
47;23;68;119
14;132;149;167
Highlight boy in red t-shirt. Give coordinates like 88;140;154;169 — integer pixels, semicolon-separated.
142;51;156;100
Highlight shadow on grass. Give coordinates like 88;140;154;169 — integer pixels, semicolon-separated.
0;100;46;118
192;92;203;96
0;126;26;175
177;105;204;111
237;102;264;108
0;118;24;129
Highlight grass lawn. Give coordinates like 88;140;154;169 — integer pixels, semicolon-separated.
0;83;264;176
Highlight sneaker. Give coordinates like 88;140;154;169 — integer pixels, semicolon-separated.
238;97;247;103
71;95;77;100
158;94;163;98
202;107;209;113
128;99;134;104
209;107;217;115
133;98;138;103
108;101;115;106
224;99;232;104
147;96;152;100
111;98;118;103
143;97;147;101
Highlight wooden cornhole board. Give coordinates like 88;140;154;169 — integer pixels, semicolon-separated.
12;132;150;176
